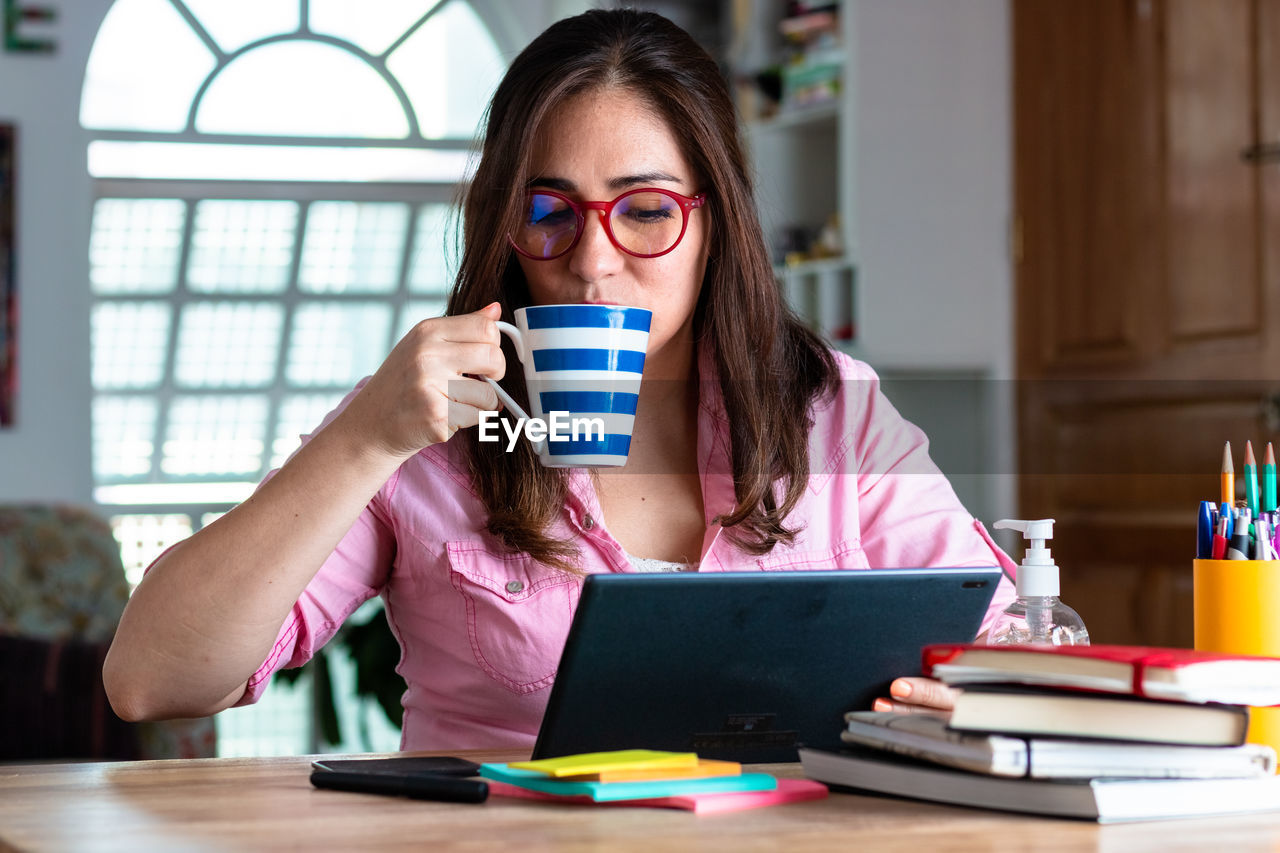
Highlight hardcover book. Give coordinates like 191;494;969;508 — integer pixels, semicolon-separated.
841;710;1275;778
946;685;1248;747
799;747;1280;823
922;643;1280;705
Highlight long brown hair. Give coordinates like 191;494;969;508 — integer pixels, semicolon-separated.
446;9;838;568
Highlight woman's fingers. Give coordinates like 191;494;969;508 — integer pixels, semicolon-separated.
445;377;502;430
871;698;948;715
336;306;510;457
440;341;506;382
871;677;958;714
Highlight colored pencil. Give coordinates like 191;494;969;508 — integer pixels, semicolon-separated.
1246;441;1260;518
1265;442;1277;514
1222;441;1235;506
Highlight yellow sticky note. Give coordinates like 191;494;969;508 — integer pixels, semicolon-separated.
562;758;742;783
508;749;699;778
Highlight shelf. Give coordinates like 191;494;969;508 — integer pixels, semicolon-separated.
746;103;839;134
774;258;856;345
773;255;853;278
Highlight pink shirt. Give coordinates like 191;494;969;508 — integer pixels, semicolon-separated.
238;350;1017;750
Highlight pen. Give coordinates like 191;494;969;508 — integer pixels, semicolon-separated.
1246;441;1260;518
1227;525;1252;560
1222;441;1235;506
1259;518;1275;560
1197;500;1215;559
310;770;490;803
1212;515;1229;559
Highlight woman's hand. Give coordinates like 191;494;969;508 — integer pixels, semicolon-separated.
333;302;507;461
872;677;957;714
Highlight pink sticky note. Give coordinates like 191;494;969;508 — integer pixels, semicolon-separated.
489;777;829;814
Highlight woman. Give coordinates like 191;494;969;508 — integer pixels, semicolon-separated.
104;9;1014;748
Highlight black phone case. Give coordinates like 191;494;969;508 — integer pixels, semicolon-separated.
310;756;481;777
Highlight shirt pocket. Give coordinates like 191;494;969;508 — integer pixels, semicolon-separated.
446;541;580;695
755;539;869;571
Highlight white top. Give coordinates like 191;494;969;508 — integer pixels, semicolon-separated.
626;554;697;573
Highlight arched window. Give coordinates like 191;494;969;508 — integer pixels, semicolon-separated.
82;0;512;755
83;0;509;582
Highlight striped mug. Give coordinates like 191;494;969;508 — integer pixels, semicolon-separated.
483;304;651;467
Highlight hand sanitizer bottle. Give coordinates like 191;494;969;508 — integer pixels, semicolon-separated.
987;518;1089;646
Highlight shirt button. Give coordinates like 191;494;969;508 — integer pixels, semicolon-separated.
506;580;524;594
583;515;595;531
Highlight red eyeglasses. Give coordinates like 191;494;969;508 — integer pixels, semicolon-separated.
509;187;706;261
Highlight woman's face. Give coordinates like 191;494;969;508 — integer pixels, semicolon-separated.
515;87;710;369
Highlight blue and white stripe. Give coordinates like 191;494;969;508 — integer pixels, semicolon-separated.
519;305;649;467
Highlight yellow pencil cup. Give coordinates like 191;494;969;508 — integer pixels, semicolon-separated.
1194;558;1280;768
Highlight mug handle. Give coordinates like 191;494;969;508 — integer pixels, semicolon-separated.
484;321;544;455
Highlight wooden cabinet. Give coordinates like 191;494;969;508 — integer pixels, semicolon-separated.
1015;0;1280;646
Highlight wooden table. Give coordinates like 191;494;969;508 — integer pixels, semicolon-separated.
5;752;1280;851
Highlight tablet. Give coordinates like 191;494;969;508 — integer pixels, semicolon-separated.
533;567;1002;763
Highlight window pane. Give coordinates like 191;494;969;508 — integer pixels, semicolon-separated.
388;1;505;139
287;303;392;387
175;302;283;388
196;41;409;138
111;513;194;589
271;393;344;468
80;0;216;132
90;199;186;295
396;300;448;343
92;301;171;390
215;674;313;757
309;0;445;57
88;141;474;183
407;203;453;293
180;0;299;54
188;201;297;294
162;395;268;476
93;396;157;480
299;202;409;294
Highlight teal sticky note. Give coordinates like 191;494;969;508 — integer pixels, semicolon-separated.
478;763;777;802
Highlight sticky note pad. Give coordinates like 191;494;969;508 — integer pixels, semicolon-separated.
488;777;828;813
564;758;741;783
479;763;777;802
507;749;699;778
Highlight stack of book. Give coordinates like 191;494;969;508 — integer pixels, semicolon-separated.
800;644;1280;822
480;749;827;815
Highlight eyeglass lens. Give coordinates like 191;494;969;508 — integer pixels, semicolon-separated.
514;191;685;259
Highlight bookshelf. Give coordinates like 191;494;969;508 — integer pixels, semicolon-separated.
730;1;855;346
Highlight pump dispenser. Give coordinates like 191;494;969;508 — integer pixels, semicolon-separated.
987;518;1089;646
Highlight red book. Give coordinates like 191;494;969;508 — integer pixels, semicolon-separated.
921;643;1280;706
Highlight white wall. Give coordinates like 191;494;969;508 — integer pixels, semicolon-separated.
849;0;1016;522
852;0;1011;377
0;0;112;503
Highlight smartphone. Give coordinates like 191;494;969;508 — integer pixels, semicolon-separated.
310;756;481;778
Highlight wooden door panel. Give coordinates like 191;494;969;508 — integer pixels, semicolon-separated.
1024;382;1275;510
1015;0;1163;374
1166;0;1261;346
1261;0;1280;351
